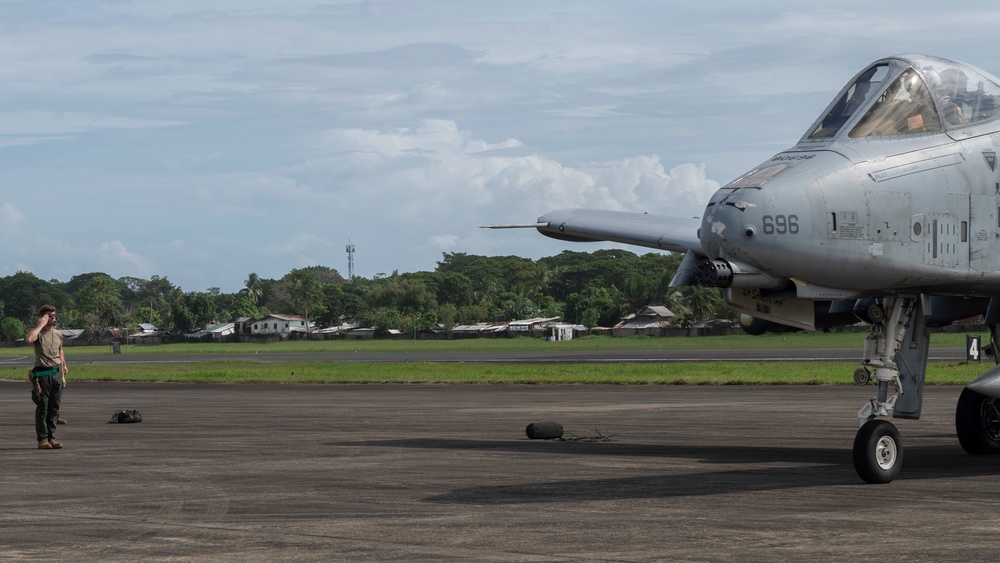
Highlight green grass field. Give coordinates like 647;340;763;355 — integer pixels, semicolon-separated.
41;359;986;385
0;330;985;356
0;332;991;384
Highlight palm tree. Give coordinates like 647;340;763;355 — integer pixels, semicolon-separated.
668;286;722;327
524;263;556;299
661;287;692;325
475;280;501;306
621;274;653;313
286;269;322;336
242;273;263;305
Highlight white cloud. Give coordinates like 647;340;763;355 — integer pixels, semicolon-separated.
0;135;75;149
91;241;157;275
0;203;25;227
0;111;183;135
0;203;157;282
295;120;715;223
429;234;461;249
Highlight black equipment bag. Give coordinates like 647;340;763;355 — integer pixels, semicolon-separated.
108;409;142;423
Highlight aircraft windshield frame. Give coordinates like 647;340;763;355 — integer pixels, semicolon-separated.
806;55;1000;141
808;63;891;140
848;68;942;138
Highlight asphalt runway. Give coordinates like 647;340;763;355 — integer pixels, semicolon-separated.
1;381;998;561
0;346;970;367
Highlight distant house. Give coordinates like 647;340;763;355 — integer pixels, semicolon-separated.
507;317;561;333
58;329;84;341
317;323;359;335
234;317;253;335
99;328;124;343
447;317;560;337
129;323;164;342
546;322;587;341
186;322;235;340
449;322;508;335
344;327;375;340
615;306;676;329
250;314;311;335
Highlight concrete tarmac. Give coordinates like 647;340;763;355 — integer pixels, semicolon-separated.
1;381;997;561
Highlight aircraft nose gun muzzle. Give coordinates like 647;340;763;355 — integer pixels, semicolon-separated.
693;258;787;289
693;260;735;287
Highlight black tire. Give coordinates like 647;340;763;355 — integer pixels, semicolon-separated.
955;387;1000;454
853;419;903;484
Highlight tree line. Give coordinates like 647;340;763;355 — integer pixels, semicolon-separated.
0;250;731;341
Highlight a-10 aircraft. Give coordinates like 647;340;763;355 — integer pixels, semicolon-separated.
487;54;1000;483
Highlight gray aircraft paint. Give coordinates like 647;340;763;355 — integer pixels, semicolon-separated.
487;54;1000;483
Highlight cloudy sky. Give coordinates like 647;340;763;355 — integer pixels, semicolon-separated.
4;1;1000;292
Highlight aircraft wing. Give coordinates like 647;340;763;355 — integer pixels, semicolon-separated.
484;208;703;255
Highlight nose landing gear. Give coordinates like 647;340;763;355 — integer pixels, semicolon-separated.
851;295;928;484
853;419;903;484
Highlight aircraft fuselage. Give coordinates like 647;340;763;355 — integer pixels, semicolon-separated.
494;53;1000;482
703;132;1000;297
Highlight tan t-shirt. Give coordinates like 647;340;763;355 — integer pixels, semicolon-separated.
33;329;63;370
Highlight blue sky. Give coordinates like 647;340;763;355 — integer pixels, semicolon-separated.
4;0;1000;292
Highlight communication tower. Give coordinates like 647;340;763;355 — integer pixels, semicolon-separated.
346;240;356;280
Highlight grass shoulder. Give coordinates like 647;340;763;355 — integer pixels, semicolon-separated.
48;359;986;385
0;330;983;357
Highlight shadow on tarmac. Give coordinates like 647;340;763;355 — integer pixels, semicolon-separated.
341;438;1000;503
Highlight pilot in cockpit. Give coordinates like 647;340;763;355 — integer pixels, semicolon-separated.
849;69;940;137
938;68;970;126
810;56;1000;142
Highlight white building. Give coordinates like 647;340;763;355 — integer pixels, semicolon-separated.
507;317;561;333
250;314;311;335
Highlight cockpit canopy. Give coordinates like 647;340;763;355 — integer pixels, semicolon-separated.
807;54;1000;140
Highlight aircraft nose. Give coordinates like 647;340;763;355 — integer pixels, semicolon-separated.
700;188;765;260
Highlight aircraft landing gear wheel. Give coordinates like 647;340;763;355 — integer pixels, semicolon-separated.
956;388;1000;454
853;419;902;484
